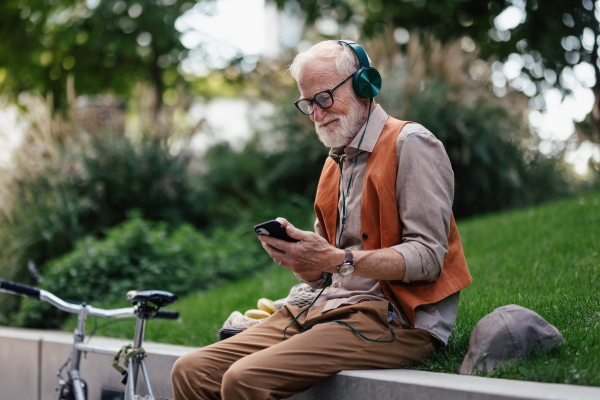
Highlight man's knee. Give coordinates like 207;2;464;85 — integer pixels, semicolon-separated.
171;350;223;400
171;352;198;383
221;360;256;398
221;361;243;388
175;348;228;381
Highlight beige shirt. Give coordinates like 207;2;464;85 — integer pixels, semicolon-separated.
297;105;460;345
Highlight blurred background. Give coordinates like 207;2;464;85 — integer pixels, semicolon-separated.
0;0;599;327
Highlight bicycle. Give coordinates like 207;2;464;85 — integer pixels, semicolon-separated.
0;279;179;400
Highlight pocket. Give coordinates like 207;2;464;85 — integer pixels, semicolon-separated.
388;316;405;329
386;302;412;330
415;329;439;350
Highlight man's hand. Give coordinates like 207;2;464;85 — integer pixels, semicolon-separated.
259;217;344;280
259;217;407;282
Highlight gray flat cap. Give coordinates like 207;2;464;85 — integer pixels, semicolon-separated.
460;304;564;375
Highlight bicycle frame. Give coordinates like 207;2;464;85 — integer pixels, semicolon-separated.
36;290;134;400
1;281;174;400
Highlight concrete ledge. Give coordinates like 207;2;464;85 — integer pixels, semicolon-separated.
1;327;599;400
290;369;600;400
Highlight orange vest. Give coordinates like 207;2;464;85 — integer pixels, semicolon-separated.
314;117;473;326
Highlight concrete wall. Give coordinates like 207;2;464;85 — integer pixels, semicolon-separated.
0;328;41;400
2;326;600;400
0;327;193;400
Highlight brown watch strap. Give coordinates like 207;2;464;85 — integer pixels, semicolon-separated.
344;249;354;265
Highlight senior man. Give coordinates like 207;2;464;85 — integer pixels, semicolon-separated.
171;40;472;400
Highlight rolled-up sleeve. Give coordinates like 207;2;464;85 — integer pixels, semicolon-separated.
391;124;454;283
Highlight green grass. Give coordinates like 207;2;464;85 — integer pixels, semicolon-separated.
412;192;600;386
66;192;600;386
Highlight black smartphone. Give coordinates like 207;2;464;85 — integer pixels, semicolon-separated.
254;220;300;242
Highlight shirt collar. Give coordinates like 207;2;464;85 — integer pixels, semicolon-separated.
328;104;389;161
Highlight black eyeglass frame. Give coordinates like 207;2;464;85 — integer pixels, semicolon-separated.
294;73;354;115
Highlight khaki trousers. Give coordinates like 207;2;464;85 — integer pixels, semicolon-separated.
171;300;435;400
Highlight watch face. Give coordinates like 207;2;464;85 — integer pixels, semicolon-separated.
339;263;355;276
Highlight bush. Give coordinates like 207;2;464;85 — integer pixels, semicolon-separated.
0;90;205;316
372;36;572;217
11;212;271;328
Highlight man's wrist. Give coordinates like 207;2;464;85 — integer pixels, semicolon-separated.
297;271;325;282
328;248;346;273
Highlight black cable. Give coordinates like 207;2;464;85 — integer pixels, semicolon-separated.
85;317;130;343
85;317;98;344
300;320;396;343
56;355;71;381
283;271;396;343
283;274;332;340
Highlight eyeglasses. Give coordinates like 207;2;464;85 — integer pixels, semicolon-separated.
294;73;354;115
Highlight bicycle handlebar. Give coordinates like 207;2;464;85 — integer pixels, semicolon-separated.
0;279;177;319
0;279;41;300
155;310;179;319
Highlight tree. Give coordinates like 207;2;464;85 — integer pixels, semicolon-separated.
274;0;600;147
0;0;193;110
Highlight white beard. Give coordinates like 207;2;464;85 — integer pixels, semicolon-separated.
315;101;366;148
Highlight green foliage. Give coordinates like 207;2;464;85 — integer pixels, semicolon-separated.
384;84;569;215
276;0;598;95
194;92;328;227
11;212;271;328
278;0;600;150
275;0;494;52
83;192;600;386
78;132;204;228
0;127;204;272
0;0;192;107
375;36;572;216
0;93;205;316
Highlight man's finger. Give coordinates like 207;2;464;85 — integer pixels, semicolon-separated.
285;224;311;241
262;242;285;255
262;239;285;255
260;235;292;252
276;217;289;226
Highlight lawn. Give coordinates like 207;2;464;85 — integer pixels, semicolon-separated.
65;192;600;386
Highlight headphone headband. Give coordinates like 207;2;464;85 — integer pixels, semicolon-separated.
337;40;371;69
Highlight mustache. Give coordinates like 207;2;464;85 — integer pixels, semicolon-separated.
317;114;341;128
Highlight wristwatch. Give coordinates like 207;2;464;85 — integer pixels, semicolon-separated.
337;249;355;276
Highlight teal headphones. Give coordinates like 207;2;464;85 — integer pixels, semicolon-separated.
337;40;382;99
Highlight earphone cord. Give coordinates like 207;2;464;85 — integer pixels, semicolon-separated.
336;97;373;249
283;274;332;340
283;98;395;343
282;273;396;342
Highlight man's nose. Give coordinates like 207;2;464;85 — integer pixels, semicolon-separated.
312;104;327;122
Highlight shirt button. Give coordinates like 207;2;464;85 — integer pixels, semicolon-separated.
362;233;368;240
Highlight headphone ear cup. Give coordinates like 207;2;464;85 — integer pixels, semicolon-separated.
352;67;382;98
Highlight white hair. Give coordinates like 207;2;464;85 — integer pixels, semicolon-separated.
290;40;374;148
288;40;362;80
